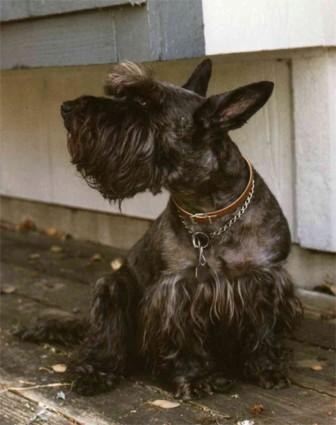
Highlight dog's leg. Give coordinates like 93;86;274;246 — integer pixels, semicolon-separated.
169;353;234;400
239;267;301;389
68;265;138;395
241;328;292;389
141;274;233;400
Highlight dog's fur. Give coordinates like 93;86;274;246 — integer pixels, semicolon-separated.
22;60;301;399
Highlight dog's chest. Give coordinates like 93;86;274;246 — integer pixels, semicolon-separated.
164;225;271;278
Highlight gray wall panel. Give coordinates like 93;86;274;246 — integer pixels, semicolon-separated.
1;0;205;68
148;0;204;60
0;0;145;22
1;10;118;68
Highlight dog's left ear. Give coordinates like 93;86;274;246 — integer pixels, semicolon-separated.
196;81;274;130
183;59;212;96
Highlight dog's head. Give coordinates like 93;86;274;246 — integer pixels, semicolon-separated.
61;59;273;202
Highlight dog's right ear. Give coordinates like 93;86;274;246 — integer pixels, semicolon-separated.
182;59;212;96
195;81;274;130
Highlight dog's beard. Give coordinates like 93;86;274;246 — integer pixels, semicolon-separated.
66;122;165;203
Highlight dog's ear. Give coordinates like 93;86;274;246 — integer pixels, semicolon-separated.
196;81;274;130
182;59;212;96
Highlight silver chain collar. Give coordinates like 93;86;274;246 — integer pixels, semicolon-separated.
178;179;255;282
178;179;255;241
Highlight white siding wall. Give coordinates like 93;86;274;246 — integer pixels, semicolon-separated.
202;0;336;55
0;57;294;234
292;50;336;251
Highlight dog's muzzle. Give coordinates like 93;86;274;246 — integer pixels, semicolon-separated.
60;101;76;118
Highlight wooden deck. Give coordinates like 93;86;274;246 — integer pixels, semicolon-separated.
1;224;335;425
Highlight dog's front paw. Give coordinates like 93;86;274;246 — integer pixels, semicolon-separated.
68;363;119;396
174;380;209;401
206;374;235;393
173;375;234;400
256;370;291;390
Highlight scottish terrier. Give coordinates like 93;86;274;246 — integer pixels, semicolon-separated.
29;59;302;399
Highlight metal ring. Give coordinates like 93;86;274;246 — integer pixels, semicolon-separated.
192;232;209;249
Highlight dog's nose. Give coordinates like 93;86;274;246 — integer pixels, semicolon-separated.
61;101;75;116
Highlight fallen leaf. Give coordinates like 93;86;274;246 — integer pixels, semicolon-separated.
90;253;103;262
149;399;180;409
46;227;59;237
296;359;326;370
51;364;67;373
250;403;265;414
0;285;16;295
17;218;36;232
311;364;323;371
50;245;62;253
111;258;123;271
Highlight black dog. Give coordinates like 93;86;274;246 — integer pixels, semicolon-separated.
30;60;302;399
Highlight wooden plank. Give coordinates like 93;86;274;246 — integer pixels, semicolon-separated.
291;341;336;397
295;317;336;350
297;288;336;317
147;0;204;61
1;10;118;69
0;0;146;22
0;278;210;424
0;391;70;425
0;264;90;326
1;0;205;69
0;335;209;425
1;226;336;425
1;227;124;285
191;384;335;425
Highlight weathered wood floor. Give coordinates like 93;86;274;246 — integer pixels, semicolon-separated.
1;225;335;425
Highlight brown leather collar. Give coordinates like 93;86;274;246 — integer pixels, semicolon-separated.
173;158;254;224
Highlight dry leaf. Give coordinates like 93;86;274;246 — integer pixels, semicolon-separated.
250;403;265;414
90;253;102;262
0;285;16;295
46;227;59;237
17;218;36;232
149;399;180;409
111;258;123;271
51;364;67;373
50;245;63;253
311;364;323;371
296;359;326;370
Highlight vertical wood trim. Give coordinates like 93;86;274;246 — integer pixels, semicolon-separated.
292;48;336;252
